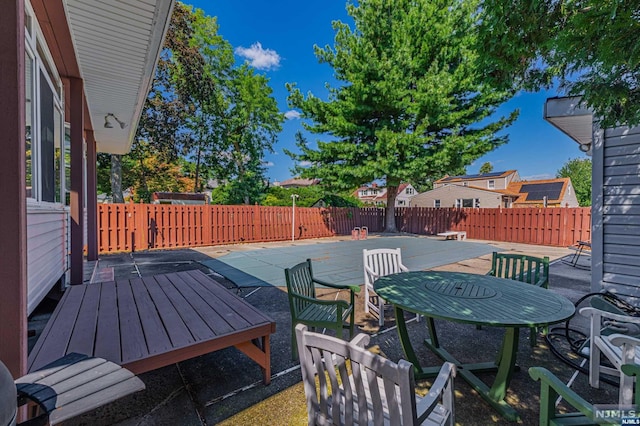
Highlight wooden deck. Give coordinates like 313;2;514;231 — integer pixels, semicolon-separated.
28;270;276;384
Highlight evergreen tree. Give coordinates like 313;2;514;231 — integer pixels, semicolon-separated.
287;0;516;232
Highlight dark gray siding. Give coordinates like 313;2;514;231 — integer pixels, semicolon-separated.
601;125;640;301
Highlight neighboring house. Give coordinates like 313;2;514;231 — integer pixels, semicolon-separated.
434;170;520;190
275;178;320;188
354;183;417;207
410;185;504;208
411;176;579;208
152;192;209;205
1;1;174;372
545;96;640;301
505;178;579;208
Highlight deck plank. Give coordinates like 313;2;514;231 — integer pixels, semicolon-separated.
94;283;122;364
187;270;274;328
129;277;173;355
28;270;276;384
28;286;87;371
67;284;101;356
153;273;214;341
115;280;148;363
162;272;235;336
142;275;193;348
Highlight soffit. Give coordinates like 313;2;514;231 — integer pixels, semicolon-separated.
65;0;173;154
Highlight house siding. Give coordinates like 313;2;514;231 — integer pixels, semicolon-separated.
26;205;69;315
600;124;640;301
410;185;503;208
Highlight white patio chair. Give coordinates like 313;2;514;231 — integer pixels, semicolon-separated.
580;304;640;406
295;324;456;425
363;248;414;327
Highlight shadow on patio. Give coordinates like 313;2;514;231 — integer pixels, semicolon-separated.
28;235;615;425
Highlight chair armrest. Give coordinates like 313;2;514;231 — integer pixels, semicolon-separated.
609;333;640;348
416;362;456;424
399;263;409;273
363;264;380;281
290;292;351;309
485;269;495;277
528;367;593;419
351;333;370;348
580;307;640;324
312;278;361;294
534;277;548;288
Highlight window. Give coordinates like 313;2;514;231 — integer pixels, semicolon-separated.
434;199;441;208
456;198;480;208
488;180;495;189
405;187;414;195
397;199;406;206
24;1;66;204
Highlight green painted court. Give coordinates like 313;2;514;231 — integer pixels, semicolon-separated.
200;235;496;287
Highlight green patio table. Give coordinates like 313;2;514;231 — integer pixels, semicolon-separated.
374;270;575;421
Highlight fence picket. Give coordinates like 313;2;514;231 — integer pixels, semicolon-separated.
97;205;591;253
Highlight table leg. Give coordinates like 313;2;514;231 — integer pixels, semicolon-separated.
394;306;423;375
489;327;519;401
422;325;521;422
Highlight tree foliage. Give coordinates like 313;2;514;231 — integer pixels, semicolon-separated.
261;185;361;207
287;0;516;231
556;157;592;206
478;0;640;127
479;162;494;174
100;3;282;203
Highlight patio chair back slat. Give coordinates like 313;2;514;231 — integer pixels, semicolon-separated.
284;259;359;360
486;252;550;347
363;248;411;327
296;324;455;425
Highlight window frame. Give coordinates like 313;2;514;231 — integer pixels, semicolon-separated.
488;180;495;189
434;199;441;208
25;0;66;206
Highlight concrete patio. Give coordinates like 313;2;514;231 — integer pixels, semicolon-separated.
28;234;616;425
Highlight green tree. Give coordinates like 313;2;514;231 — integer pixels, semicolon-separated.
101;3;282;203
478;0;640;127
556;158;592;206
260;185;361;207
479;162;493;174
287;0;516;232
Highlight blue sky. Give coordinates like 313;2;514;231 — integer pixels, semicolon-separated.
186;1;588;184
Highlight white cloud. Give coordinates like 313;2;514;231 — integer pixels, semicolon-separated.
522;173;554;181
299;161;312;167
263;161;274;167
284;110;301;120
235;42;280;70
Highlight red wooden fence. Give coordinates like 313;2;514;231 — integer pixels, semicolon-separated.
97;205;590;254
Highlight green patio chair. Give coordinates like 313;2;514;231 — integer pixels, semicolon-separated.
284;259;360;360
484;252;550;346
529;364;640;425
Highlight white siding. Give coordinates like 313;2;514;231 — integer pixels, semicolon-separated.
27;204;69;315
600;125;640;301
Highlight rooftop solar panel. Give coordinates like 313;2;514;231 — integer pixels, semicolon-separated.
521;182;564;201
440;171;507;181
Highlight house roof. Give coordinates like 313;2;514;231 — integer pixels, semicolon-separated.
436;170;517;184
506;178;571;204
278;178;320;187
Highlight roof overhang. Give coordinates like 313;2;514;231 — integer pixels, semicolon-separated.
66;0;174;154
544;96;594;155
35;0;174;155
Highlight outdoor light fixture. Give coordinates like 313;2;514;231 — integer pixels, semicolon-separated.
104;113;127;129
579;143;591;153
